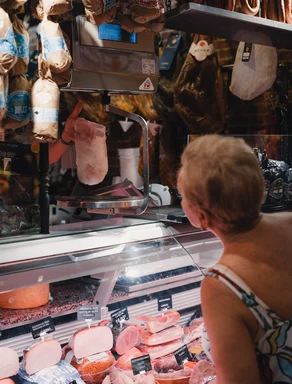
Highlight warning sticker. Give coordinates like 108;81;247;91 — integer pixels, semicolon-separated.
139;78;154;91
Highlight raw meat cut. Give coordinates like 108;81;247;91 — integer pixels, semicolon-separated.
75;119;108;185
137;339;183;359
23;339;62;375
138;326;183;346
145;311;180;334
116;347;143;370
98;320;141;355
0;284;49;309
69;326;113;359
189;361;216;384
65;350;115;384
183;322;204;345
0;347;19;379
152;355;181;372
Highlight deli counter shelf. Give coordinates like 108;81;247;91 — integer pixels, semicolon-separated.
165;3;292;49
0;222;222;356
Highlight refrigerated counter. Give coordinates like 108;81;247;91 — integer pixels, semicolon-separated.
0;221;222;355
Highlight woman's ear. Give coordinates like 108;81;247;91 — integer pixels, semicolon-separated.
199;209;209;231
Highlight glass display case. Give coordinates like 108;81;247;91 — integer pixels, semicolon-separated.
0;221;222;356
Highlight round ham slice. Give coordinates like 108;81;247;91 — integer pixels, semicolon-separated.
116;347;143;370
0;347;19;379
0;379;15;384
69;325;113;359
23;339;62;375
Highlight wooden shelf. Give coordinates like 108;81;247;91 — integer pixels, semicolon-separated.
165;3;292;49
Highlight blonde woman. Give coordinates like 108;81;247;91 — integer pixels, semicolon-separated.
178;135;292;384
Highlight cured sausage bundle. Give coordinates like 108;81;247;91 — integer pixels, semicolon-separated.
39;17;72;74
41;0;73;15
0;8;17;75
10;15;29;77
31;77;60;142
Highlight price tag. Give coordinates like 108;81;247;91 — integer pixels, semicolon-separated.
242;43;252;62
77;305;101;322
173;345;191;365
111;307;129;327
31;317;55;339
158;294;172;311
69;381;77;384
131;354;152;375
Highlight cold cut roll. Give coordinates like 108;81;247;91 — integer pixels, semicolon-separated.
0;347;19;379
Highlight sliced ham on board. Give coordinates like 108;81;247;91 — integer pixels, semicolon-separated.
136;311;180;334
69;325;113;359
138;326;183;346
189;361;216;384
23;339;62;375
0;347;19;379
137;339;183;360
116;347;143;370
98;320;141;355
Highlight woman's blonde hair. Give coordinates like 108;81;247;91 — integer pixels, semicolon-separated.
178;135;265;233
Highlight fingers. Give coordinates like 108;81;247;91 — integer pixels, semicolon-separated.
70;101;83;119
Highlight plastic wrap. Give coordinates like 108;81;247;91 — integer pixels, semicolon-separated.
0;8;17;74
10;15;29;77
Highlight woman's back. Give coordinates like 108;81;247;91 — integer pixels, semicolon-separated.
221;212;292;322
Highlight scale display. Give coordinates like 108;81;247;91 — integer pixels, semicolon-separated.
99;24;137;44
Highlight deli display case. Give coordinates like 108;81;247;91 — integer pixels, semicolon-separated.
0;221;222;356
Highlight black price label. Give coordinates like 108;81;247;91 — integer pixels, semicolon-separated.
111;307;129;327
174;345;191;365
69;381;77;384
77;305;101;322
131;354;152;375
31;316;55;339
242;42;252;62
158;294;172;311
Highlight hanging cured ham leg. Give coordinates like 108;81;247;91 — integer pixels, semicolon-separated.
285;0;292;23
240;0;260;15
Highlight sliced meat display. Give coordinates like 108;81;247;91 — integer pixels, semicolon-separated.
183;322;204;345
145;311;181;334
0;347;19;379
137;339;183;359
69;325;113;359
23;339;62;375
99;320;141;355
65;350;115;384
189;361;216;384
116;347;143;370
138;326;183;346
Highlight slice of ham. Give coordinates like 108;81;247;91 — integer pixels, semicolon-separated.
74;119;108;186
69;325;113;359
116;347;143;370
0;347;19;379
23;339;62;375
145;311;181;334
98;320;141;355
183;322;204;345
0;380;15;384
189;361;216;384
137;339;183;359
138;326;183;346
153;368;192;379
